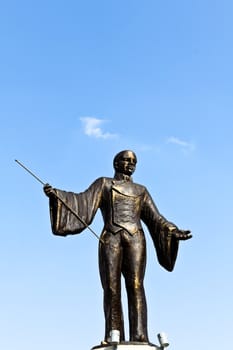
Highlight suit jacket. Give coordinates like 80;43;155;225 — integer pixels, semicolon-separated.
48;176;179;271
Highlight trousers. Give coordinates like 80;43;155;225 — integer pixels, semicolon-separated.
99;229;148;342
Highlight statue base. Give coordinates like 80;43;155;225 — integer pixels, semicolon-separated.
91;342;160;350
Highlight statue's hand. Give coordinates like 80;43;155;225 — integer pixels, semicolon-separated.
168;227;192;240
43;183;55;198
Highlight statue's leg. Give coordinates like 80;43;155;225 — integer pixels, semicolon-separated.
122;230;149;343
99;230;125;342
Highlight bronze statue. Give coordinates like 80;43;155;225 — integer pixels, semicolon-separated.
43;150;192;344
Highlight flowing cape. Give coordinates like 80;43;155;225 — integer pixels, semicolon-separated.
49;180;101;236
141;190;179;272
150;226;179;271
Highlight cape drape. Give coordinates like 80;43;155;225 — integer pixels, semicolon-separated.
49;188;100;236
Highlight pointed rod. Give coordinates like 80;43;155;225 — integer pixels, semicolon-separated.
15;159;103;243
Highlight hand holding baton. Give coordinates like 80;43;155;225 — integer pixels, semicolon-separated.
15;159;103;243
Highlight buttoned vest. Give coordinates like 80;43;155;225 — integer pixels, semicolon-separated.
101;180;145;235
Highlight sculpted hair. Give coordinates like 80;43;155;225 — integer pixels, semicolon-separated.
113;150;137;169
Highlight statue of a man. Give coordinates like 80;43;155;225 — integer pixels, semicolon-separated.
44;150;191;344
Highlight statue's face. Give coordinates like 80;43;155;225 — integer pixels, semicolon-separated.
115;151;137;176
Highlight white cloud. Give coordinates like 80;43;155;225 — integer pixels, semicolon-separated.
167;136;195;152
80;117;117;139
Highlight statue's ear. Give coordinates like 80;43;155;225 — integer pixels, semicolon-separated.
114;161;119;170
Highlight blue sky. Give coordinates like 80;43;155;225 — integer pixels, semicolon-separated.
1;1;233;349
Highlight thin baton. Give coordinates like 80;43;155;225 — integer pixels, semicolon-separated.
15;159;103;243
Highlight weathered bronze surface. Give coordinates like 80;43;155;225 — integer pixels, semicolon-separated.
44;150;191;344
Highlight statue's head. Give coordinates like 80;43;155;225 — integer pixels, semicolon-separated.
113;150;137;176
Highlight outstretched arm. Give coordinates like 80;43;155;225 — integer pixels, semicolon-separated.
141;188;192;241
141;188;192;271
